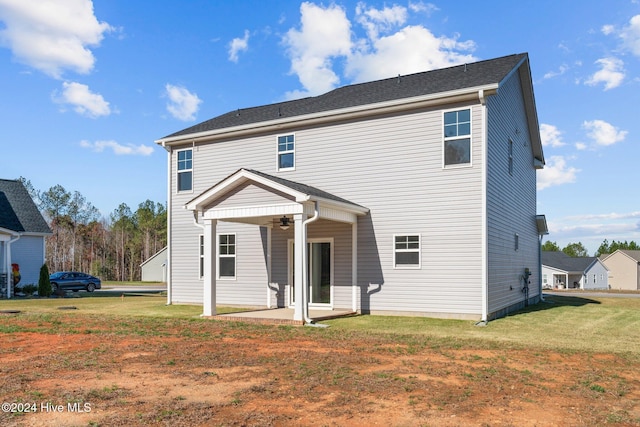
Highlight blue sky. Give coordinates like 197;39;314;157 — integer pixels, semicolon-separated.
1;0;639;255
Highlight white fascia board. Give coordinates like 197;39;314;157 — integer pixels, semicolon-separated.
202;202;303;220
156;85;498;147
0;227;19;237
312;196;369;216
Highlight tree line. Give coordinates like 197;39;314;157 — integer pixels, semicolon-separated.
20;178;167;281
542;239;640;258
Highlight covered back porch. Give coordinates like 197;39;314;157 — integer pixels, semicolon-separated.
185;169;368;324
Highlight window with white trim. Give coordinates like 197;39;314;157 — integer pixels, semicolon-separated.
177;149;193;192
218;234;236;279
277;134;295;170
443;109;471;166
394;235;421;268
199;235;204;279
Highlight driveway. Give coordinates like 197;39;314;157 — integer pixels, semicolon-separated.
544;290;640;298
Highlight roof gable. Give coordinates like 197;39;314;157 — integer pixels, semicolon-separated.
0;179;51;235
186;168;367;214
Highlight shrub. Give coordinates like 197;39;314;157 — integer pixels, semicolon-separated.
21;284;38;296
38;264;52;297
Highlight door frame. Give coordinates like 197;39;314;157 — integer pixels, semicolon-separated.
287;237;334;308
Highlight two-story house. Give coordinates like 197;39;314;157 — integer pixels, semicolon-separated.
156;53;546;323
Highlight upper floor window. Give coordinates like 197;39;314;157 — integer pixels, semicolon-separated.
443;109;471;166
394;235;421;268
177;149;193;192
277;134;295;170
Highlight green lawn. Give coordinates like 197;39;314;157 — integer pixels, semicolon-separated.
1;293;639;355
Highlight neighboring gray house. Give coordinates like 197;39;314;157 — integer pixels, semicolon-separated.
541;251;609;290
0;179;52;298
601;250;640;290
156;53;547;323
140;246;167;282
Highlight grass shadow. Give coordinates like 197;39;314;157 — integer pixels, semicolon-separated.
511;294;601;316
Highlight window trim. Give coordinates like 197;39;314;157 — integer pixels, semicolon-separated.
199;234;204;279
218;233;237;280
393;234;421;269
276;133;296;171
442;108;472;168
176;148;193;193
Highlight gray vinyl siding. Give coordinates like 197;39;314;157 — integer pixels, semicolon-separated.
486;70;540;316
584;261;609;290
10;236;46;286
169;101;486;316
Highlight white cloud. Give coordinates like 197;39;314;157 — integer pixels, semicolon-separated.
585;57;625;90
228;30;249;63
543;64;568;79
408;2;438;15
539;123;565;147
0;0;112;78
356;3;407;40
282;1;476;99
165;84;202;121
347;25;476;83
575;142;587;150
620;14;640;56
54;81;111;118
283;2;352;98
80;140;154;156
537;155;579;190
601;24;615;35
583;119;627;146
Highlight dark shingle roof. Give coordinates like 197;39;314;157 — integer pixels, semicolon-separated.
164;53;528;139
0;179;51;234
542;251;597;273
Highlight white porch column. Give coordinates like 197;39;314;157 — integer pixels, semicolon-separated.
203;219;217;316
266;226;272;309
293;213;307;321
351;222;358;312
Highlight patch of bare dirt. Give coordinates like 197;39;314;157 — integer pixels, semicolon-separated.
0;316;638;426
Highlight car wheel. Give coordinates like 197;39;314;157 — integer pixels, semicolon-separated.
87;283;96;292
51;283;58;292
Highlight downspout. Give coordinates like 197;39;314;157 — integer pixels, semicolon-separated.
539;234;545;302
479;89;489;324
302;201;319;324
6;235;20;299
164;142;173;305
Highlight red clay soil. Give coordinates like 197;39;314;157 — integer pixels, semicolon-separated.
0;315;638;426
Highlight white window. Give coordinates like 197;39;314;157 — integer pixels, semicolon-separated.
277;134;295;170
177;149;193;192
443;109;471;166
218;234;236;279
199;235;204;279
394;235;421;268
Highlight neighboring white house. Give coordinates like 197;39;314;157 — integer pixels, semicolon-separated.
601;250;640;290
0;179;52;298
541;251;609;290
140;246;167;282
156;53;547;323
